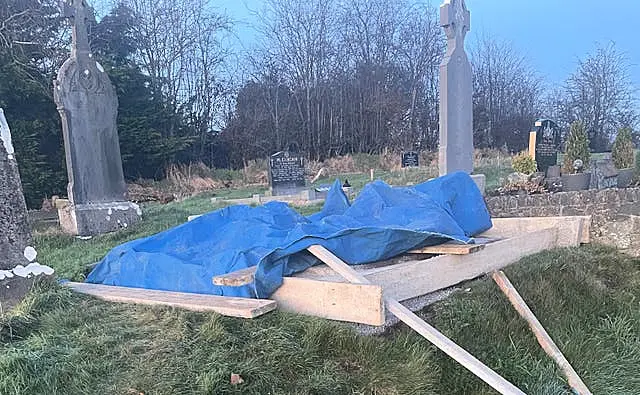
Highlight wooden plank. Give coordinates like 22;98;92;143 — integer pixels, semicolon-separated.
492;271;592;395
272;277;384;326
408;242;485;255
363;228;558;302
213;266;257;286
66;282;276;318
485;216;590;246
307;245;526;395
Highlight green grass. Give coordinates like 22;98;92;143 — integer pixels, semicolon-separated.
3;244;639;394
7;180;640;394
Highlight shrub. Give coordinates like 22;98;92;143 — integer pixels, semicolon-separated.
612;127;634;169
512;152;537;175
563;121;591;173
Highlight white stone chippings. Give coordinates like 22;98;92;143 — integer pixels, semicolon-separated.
96;61;105;72
3;263;55;279
106;215;111;221
24;246;37;262
108;208;113;215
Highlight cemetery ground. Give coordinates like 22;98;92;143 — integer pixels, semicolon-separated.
1;166;639;394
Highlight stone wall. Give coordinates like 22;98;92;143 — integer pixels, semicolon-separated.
485;188;640;255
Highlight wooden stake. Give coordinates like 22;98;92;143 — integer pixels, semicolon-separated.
529;131;537;160
307;245;526;395
370;168;374;181
492;271;592;395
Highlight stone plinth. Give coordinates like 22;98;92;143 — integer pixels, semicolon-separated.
58;201;142;236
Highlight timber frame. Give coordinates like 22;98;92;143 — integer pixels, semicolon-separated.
213;216;591;325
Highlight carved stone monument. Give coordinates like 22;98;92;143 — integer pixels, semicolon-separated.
54;0;140;235
439;0;473;175
1;109;54;311
269;151;306;196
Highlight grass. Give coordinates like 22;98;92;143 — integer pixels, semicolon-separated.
3;243;639;394
6;181;640;394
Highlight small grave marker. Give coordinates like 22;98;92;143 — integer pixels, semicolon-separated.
269;151;306;196
530;119;561;175
402;151;419;168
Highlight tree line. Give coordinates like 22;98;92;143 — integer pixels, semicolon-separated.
0;0;638;207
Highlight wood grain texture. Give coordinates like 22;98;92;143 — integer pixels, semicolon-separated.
485;216;590;246
408;242;485;255
307;245;526;395
67;282;276;318
272;277;384;325
212;266;256;286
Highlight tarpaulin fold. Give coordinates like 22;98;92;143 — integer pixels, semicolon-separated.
87;171;491;298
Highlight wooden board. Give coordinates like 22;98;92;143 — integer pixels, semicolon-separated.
408;242;485;255
66;282;276;318
307;245;526;395
272;277;384;325
485;216;590;246
213;266;257;286
364;228;558;302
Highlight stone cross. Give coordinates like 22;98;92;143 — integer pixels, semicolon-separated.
60;0;92;60
438;0;473;175
54;0;141;236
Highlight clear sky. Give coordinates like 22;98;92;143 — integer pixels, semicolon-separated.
216;0;640;89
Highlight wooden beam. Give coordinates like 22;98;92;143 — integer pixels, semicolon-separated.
485;216;590;246
67;282;276;318
408;242;485;255
213;266;256;286
272;277;384;325
492;271;592;395
307;245;526;395
364;228;558;302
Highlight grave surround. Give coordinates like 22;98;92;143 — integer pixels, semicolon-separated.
485;187;640;255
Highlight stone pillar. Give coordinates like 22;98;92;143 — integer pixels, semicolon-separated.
54;0;141;235
1;109;54;310
439;0;473;176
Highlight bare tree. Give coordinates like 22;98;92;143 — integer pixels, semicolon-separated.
564;42;638;151
470;35;543;151
122;0;231;135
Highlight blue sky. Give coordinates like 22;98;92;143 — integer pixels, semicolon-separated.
217;0;640;89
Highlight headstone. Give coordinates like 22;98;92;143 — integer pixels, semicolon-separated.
531;119;561;174
589;158;618;189
439;0;473;175
269;151;306;196
54;0;140;236
1;109;54;311
401;151;419;168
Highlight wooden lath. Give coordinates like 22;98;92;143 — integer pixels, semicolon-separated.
67;282;276;318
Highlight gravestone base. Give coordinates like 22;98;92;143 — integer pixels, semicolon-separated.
0;274;56;311
58;201;141;236
271;185;306;197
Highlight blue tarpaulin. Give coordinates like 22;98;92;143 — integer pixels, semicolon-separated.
87;171;492;298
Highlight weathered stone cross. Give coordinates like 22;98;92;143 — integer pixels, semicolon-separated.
60;0;91;59
441;0;470;44
438;0;474;176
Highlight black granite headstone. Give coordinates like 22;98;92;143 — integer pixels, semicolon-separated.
533;119;561;174
402;151;419;168
269;151;306;196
